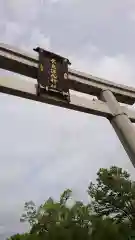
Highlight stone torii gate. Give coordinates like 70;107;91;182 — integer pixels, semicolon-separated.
0;43;135;166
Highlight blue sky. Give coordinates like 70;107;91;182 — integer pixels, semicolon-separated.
1;0;135;238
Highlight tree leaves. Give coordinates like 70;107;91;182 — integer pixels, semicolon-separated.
88;166;135;225
8;166;135;240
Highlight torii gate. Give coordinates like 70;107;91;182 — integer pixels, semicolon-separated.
0;43;135;166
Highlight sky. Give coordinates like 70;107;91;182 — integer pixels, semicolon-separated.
1;0;135;238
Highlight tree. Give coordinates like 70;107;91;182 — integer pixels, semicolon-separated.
90;216;130;240
22;189;92;240
7;233;30;240
20;201;37;226
8;166;135;239
88;166;135;228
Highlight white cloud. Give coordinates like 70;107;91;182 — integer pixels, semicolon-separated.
1;21;50;53
70;52;135;87
90;55;135;86
0;21;21;44
21;28;50;51
8;0;41;22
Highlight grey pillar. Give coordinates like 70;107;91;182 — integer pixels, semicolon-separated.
100;89;135;166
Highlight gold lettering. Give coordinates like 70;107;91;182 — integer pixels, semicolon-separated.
51;63;56;69
51;67;57;73
40;64;43;72
50;78;57;84
51;73;57;79
51;59;56;64
50;58;58;88
51;72;57;77
50;84;56;88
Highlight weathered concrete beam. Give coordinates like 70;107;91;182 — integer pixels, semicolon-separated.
0;43;135;104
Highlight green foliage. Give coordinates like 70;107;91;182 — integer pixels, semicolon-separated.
9;166;135;240
90;216;131;240
7;233;30;240
88;166;135;226
29;189;91;239
20;201;37;226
